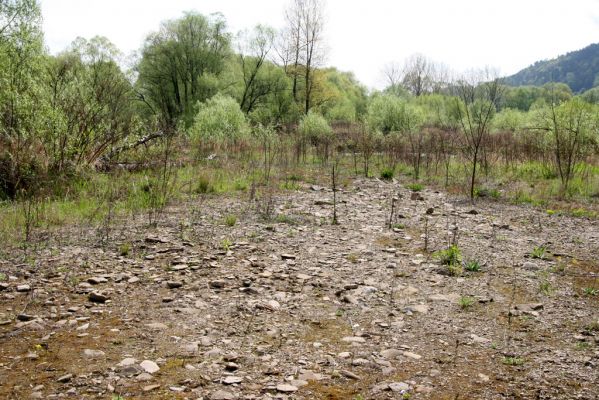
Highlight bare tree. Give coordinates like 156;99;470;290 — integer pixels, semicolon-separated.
402;53;433;96
277;0;326;114
453;70;503;201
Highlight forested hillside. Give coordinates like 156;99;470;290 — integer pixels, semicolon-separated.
504;43;599;93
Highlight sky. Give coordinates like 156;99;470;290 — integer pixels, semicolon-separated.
41;0;599;89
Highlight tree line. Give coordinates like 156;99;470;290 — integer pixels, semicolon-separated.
1;0;598;202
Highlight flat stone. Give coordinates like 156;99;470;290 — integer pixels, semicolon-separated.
380;349;403;359
223;376;243;385
143;384;160;392
209;280;226;289
210;390;236;400
403;351;422;360
16;284;31;292
281;254;297;260
166;281;183;289
57;374;73;383
146;322;168;330
88;276;108;284
388;382;410;392
276;384;298;392
140;360;160;374
342;336;366;343
83;349;105;359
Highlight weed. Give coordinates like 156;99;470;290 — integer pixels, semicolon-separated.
0;272;6;281
575;342;590;350
195;176;214;194
434;244;462;266
502;356;524;366
220;238;233;251
224;214;237;227
539;280;552;295
119;242;131;257
275;214;296;224
475;187;500;199
406;183;423;191
459;296;475;309
583;287;598;296
346;253;358;263
465;260;481;272
391;223;405;229
531;245;547;259
585;321;599;332
380;167;394;180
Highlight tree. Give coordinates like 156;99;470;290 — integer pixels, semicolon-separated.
279;0;326;115
452;70;503;201
136;12;230;129
531;98;597;194
401;54;433;96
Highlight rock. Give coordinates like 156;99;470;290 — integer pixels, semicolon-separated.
425;207;434;215
388;382;410;392
478;373;490;382
140;360;160;374
407;304;429;314
136;372;153;381
146;322;168;330
281;253;297;260
467;209;479;215
17;313;35;321
277;384;298;392
471;334;491;344
88;276;108;284
522;262;539;271
211;390;236;400
16;284;31;292
209;280;226;289
402;351;422;360
380;349;403;359
223;376;243;385
143;384;160;392
166;281;183;289
83;349;105;359
340;370;361;380
342;294;358;304
342;336;366;343
410;192;424;201
117;357;137;367
88;291;109;303
57;373;73;383
128;277;140;284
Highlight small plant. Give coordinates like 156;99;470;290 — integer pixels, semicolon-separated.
465;260;481;272
195;176;214;194
111;395;125;400
119;242;131;257
585;321;599;332
346;253;358;263
502;356;524;366
220;238;233;251
0;272;6;281
435;244;462;266
380;167;394;180
406;183;423;192
539;280;552;295
583;287;598;296
224;214;237;227
575;341;590;350
459;296;475;310
391;223;405;230
275;214;296;224
531;245;547;259
546;209;556;216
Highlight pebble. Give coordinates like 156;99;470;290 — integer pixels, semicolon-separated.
276;384;298;392
16;284;31;292
140;360;160;374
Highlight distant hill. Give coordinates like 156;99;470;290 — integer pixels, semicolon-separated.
504;43;599;93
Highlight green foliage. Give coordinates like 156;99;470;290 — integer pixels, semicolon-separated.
299;111;333;145
531;245;546;259
380;167;394;180
118;242;131;256
406;183;423;191
190;94;249;146
583;287;598;296
435;244;462;266
459;296;475;309
367;94;423;135
504;43;599;93
136;12;231;127
224;214;237;227
220;238;232;251
465;260;481;272
502;356;524;366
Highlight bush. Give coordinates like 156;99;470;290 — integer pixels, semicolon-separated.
299;111;333;145
380;167;394;180
190;94;249;146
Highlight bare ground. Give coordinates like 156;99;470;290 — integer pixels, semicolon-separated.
1;178;598;400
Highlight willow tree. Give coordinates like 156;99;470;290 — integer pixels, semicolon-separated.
136;12;231;129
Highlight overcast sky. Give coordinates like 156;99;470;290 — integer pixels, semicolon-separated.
41;0;599;89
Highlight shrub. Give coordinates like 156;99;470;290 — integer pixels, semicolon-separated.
465;260;481;272
190;94;249;146
380;167;394;180
406;183;423;192
299;111;333;146
224;214;237;227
